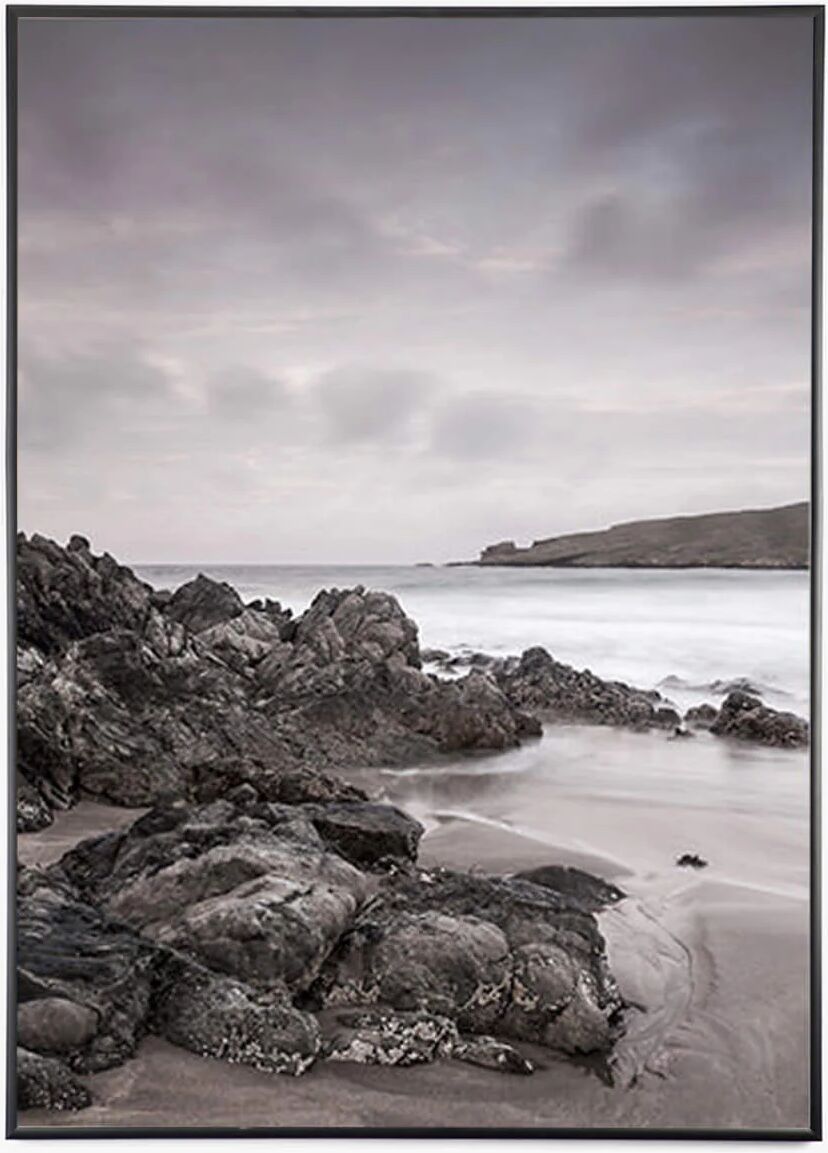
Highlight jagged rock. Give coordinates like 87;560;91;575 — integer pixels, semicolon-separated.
308;802;424;868
676;853;708;869
16;537;551;831
492;647;676;731
684;703;718;730
323;1008;457;1067
514;865;625;911
17;997;99;1055
164;573;244;634
17;1048;91;1112
710;691;808;748
452;1034;534;1075
17;532;153;655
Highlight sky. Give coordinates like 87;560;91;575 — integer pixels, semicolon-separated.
16;13;815;563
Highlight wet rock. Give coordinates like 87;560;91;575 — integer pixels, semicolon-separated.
676;853;708;869
17;1048;91;1112
17;997;99;1055
452;1033;534;1075
710;690;809;748
323;1008;457;1067
164;573;244;634
684;703;718;730
493;646;674;731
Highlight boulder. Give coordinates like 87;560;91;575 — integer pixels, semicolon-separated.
308;802;424;868
17;997;99;1055
514;865;625;912
164;573;244;634
710;691;809;748
152;958;321;1076
17;1048;91;1112
684;703;718;730
312;869;623;1057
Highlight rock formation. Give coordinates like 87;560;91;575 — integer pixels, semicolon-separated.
16;790;624;1109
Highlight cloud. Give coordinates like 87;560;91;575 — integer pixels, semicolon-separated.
206;365;288;420
313;367;437;445
430;393;544;461
14;13;813;561
19;343;174;451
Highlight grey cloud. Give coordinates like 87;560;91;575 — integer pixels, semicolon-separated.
207;366;288;420
313;367;437;445
430;393;544;462
15;13;814;561
19;344;173;451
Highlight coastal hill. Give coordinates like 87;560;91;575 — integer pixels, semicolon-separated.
472;502;809;569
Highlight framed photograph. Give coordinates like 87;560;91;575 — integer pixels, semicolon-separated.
7;4;822;1138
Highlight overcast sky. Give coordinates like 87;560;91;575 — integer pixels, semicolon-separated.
17;13;814;563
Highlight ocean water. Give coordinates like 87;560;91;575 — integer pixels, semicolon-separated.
135;563;810;716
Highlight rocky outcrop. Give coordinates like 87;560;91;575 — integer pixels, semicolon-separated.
17;533;154;655
17;792;625;1112
16;536;545;831
164;573;245;634
491;647;680;731
709;690;809;748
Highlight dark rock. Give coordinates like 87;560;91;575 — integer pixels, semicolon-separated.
17;533;153;655
164;573;244;634
152;958;321;1076
676;853;708;869
669;726;695;740
57;799;374;996
308;802;424;868
684;703;718;730
493;646;673;732
17;774;54;833
313;869;622;1056
17;866;160;1073
17;997;99;1055
17;1048;91;1112
710;691;809;748
513;865;625;911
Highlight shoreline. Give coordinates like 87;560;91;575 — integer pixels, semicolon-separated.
18;730;810;1133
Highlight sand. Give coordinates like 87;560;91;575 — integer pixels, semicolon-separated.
16;727;813;1134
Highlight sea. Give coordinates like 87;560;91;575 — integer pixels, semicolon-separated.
135;563;810;717
133;564;811;824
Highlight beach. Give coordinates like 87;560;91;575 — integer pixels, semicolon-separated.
18;720;811;1133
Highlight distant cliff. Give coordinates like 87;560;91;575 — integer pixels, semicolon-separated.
474;503;809;569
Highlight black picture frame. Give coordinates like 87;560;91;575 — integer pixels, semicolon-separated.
5;5;823;1139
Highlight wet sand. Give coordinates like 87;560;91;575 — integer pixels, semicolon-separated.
17;727;812;1134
